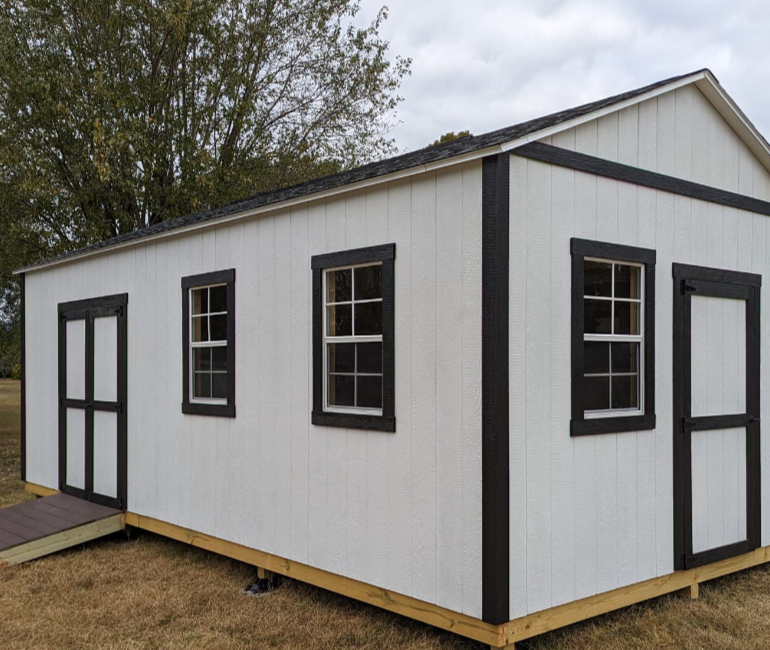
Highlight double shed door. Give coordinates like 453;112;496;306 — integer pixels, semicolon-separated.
59;294;128;510
673;264;761;569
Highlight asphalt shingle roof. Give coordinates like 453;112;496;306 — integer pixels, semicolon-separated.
18;69;708;272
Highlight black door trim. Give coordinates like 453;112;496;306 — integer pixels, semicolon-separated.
58;293;128;510
673;263;761;571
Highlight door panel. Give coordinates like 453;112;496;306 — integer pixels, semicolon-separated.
65;408;86;490
93;410;118;499
58;294;128;509
673;264;761;570
93;316;118;403
65;320;86;400
690;296;746;417
691;427;747;553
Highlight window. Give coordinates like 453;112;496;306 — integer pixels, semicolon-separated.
312;244;395;432
182;269;236;417
570;239;655;436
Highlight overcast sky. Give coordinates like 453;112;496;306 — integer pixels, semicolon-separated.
354;0;770;152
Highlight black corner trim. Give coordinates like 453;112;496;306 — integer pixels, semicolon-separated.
311;243;395;432
181;268;236;418
19;273;26;482
517;142;770;218
570;238;656;436
481;153;510;625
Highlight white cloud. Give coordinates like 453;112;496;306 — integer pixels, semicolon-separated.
354;0;770;152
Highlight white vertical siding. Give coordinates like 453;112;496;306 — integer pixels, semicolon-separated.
559;85;770;203
23;161;483;618
510;87;770;615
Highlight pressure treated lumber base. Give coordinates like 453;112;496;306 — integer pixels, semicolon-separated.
23;483;770;647
0;514;124;567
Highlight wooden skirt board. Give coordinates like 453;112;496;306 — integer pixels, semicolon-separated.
22;483;770;647
0;493;123;567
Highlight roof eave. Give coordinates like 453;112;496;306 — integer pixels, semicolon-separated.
14;143;503;275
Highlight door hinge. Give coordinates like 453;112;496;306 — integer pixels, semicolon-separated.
681;417;696;433
681;281;697;294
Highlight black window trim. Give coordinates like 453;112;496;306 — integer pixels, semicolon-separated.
311;243;396;432
181;268;236;417
570;238;656;436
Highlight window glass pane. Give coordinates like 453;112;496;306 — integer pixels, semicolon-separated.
211;346;228;371
584;342;609;374
357;342;383;374
357;376;382;409
327;304;352;336
327;269;352;303
212;372;228;399
614;301;639;335
355;301;382;336
611;375;639;409
210;314;227;341
584;261;612;297
192;288;208;315
329;374;355;407
192;315;209;342
584;299;612;334
584;376;610;411
194;372;211;399
614;265;641;299
194;348;211;371
210;285;227;313
354;265;382;301
328;343;355;373
611;342;639;374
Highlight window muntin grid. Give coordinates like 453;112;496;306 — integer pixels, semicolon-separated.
323;262;383;414
583;258;644;417
190;284;228;402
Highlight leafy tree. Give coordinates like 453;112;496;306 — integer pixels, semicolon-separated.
0;0;410;262
428;130;472;147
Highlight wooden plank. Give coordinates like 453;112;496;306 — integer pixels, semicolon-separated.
0;527;27;550
0;509;62;537
18;505;80;531
0;515;46;544
123;511;503;647
45;493;119;519
27;500;88;526
0;514;124;567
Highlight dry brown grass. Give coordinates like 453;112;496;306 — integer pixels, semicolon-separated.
2;378;770;649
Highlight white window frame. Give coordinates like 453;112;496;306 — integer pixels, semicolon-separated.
322;261;384;416
189;282;228;405
583;256;645;419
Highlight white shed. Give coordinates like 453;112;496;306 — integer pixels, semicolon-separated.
17;68;770;648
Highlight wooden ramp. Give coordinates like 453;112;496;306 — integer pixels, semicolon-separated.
0;493;123;567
